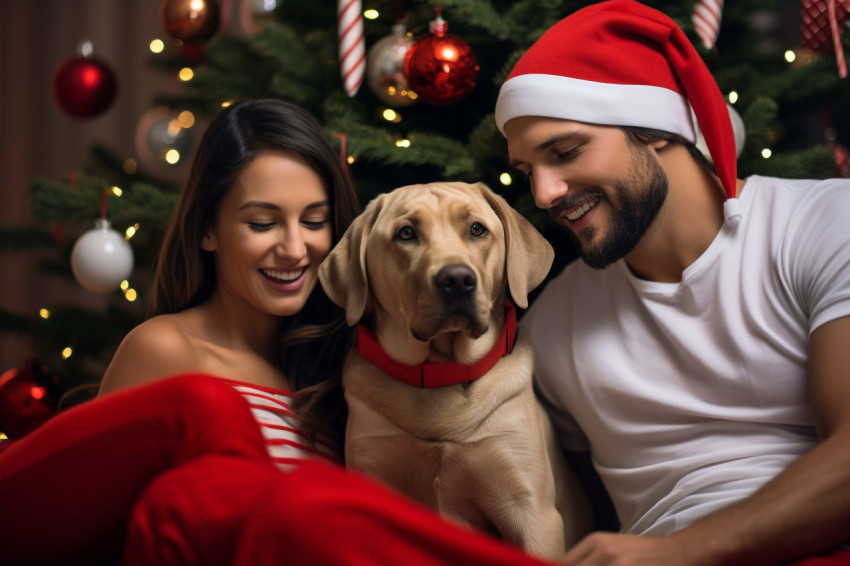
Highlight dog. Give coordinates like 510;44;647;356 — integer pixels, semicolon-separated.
318;181;591;559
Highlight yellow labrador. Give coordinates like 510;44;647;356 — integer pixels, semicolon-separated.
319;181;591;559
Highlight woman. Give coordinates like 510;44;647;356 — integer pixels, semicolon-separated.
99;97;359;458
0;99;553;566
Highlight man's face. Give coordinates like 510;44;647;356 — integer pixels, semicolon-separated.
505;117;668;269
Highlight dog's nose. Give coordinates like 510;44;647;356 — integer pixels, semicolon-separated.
435;264;477;299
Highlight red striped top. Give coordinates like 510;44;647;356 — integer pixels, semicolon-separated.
224;380;342;471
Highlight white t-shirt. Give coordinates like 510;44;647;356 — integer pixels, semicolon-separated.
523;175;850;535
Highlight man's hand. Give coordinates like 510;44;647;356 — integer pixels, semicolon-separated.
561;531;702;566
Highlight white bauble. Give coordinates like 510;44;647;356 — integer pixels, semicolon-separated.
71;219;134;294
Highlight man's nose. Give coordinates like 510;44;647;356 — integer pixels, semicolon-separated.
531;169;569;210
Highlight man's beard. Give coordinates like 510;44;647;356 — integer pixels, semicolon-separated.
550;143;668;269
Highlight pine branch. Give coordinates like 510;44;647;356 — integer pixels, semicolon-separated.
187;35;279;103
253;22;330;107
29;176;177;231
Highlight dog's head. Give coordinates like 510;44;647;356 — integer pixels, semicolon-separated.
319;182;553;353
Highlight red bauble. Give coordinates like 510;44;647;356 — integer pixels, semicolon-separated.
51;55;118;118
160;0;221;45
404;18;479;106
0;359;62;440
834;143;850;177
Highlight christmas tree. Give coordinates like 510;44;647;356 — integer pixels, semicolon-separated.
1;0;848;435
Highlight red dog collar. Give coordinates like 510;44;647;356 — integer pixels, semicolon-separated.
356;301;518;388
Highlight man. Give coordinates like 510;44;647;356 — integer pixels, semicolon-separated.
495;1;850;565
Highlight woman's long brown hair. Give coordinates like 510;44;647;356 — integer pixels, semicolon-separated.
150;98;361;440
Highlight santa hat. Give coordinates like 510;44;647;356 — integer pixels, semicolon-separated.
495;0;737;199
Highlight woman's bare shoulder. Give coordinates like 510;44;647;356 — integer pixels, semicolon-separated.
98;313;203;396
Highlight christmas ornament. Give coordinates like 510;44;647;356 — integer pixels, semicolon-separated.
692;0;723;50
180;43;207;64
71;217;134;294
135;106;197;169
51;43;118;119
801;0;849;77
338;0;366;96
160;0;221;45
0;359;62;440
694;103;746;160
240;0;278;36
367;23;417;107
404;15;479;106
833;143;850;177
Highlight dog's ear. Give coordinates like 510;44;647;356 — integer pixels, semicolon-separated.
319;195;383;325
476;182;554;309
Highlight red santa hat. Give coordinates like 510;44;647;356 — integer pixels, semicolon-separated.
495;0;737;199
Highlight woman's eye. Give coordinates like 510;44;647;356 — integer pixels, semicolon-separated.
248;222;274;231
303;219;328;230
397;225;416;241
470;222;487;237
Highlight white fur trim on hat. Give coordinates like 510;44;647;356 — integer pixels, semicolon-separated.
495;73;696;142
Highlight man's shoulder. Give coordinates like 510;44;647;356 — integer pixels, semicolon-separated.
743;175;850;201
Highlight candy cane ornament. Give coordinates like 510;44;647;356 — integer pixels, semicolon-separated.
338;0;366;96
692;0;723;50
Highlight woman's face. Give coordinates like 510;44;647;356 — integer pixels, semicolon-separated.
202;149;332;318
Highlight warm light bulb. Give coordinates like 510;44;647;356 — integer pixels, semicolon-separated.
178;111;195;128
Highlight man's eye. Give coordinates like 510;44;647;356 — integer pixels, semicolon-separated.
553;146;580;162
397;225;416;241
470;222;487;237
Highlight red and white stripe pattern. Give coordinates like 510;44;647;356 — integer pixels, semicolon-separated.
692;0;723;50
228;381;342;471
338;0;366;96
802;0;849;78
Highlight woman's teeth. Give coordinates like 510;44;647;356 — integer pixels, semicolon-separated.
261;268;305;281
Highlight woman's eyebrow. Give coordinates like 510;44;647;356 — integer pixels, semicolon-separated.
237;200;330;211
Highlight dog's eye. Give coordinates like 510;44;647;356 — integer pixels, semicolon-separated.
397;225;416;241
470;222;487;237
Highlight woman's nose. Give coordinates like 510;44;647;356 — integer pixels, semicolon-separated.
275;228;306;259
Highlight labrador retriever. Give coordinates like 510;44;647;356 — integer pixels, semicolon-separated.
318;181;591;559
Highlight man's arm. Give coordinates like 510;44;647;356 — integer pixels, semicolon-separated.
562;315;850;566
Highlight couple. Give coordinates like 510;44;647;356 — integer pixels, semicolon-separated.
2;1;849;565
